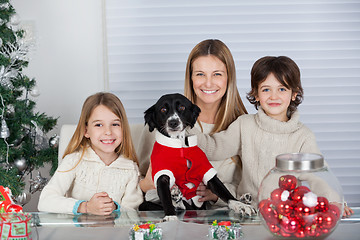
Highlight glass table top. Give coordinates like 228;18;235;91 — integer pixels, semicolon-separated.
30;207;360;228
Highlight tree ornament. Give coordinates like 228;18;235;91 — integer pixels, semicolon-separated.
0;118;10;138
279;216;299;234
276;200;294;217
291;186;310;203
316;196;329;212
49;134;60;149
278;175;297;191
30;85;40;97
15;191;31;205
302;192;318;208
328;204;341;220
10;13;21;26
14;158;27;172
29;172;48;194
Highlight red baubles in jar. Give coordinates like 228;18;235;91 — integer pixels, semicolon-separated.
258;153;344;239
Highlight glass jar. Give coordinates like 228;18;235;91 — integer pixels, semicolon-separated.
258;153;344;238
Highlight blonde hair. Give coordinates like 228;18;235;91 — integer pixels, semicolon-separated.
184;39;247;134
62;92;138;169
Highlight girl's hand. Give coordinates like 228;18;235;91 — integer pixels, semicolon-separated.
86;192;116;215
196;182;218;202
343;205;354;217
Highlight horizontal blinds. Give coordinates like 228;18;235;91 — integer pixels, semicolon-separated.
105;0;360;207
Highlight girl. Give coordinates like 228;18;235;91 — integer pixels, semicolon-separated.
190;56;353;216
38;92;143;215
138;39;248;209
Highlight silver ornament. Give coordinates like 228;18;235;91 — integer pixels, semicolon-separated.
30;86;40;97
16;191;31;205
49;134;60;149
14;158;27;172
10;13;20;26
0;118;10;138
30;172;48;194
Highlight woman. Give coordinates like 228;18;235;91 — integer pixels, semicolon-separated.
138;39;247;209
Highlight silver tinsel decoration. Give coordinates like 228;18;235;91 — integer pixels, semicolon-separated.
15;190;31;205
0;118;10;138
29;172;48;194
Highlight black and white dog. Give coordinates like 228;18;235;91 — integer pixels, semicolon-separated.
143;93;256;221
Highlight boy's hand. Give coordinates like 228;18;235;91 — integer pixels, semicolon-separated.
196;182;218;202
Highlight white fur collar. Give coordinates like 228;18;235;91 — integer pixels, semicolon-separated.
155;130;197;148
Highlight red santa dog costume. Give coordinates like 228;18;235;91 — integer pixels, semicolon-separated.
151;131;217;207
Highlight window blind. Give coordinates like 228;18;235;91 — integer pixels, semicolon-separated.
104;0;360;207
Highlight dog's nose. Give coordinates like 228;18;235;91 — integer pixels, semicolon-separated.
168;119;179;129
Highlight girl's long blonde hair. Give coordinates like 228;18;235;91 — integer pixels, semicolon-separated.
62;92;138;166
184;39;247;134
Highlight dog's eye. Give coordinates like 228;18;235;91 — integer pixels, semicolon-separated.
178;105;185;111
160;107;167;113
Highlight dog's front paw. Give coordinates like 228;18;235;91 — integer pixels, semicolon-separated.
163;215;178;222
229;200;257;216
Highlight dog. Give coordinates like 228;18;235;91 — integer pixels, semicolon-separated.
143;93;256;221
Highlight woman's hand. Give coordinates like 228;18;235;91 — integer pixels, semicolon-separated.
139;164;156;193
196;182;218;202
84;192;116;215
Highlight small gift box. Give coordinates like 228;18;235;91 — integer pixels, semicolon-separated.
129;222;162;240
0;212;32;240
208;220;243;240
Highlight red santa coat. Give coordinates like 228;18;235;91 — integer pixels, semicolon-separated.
151;131;217;201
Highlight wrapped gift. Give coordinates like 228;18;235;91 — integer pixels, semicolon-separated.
0;186;23;213
208;220;243;240
129;222;162;240
0;212;32;240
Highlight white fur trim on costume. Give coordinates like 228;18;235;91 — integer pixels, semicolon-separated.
202;168;217;185
185;182;195;189
155;130;182;148
154;170;175;188
191;195;204;208
186;135;197;147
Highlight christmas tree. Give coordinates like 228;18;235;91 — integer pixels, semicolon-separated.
0;0;58;205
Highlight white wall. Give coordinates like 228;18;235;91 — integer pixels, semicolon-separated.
12;0;105;211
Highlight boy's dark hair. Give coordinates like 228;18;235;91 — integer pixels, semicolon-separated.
247;56;304;117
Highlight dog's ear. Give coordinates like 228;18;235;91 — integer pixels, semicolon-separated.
144;105;157;132
189;104;201;128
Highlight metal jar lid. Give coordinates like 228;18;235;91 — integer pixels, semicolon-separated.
276;153;324;171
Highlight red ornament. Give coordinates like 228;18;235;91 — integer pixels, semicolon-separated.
276;200;294;217
270;188;285;204
279;216;299;234
6;203;23;213
304;224;319;237
294;227;307;238
267;223;280;233
328;204;341;220
317;212;337;230
279;175;297;191
291;186;310;202
294;202;316;217
316;197;329;212
258;199;268;210
260;200;279;225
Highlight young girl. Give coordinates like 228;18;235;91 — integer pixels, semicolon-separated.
38;92;143;215
190;56;353;216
